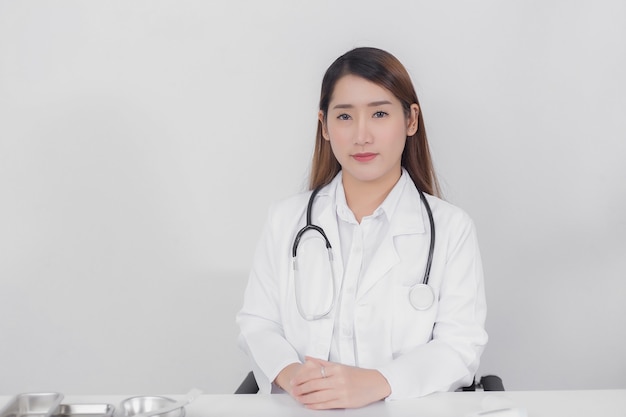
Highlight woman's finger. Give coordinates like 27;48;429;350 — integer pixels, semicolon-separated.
292;358;331;386
291;371;334;396
294;384;339;406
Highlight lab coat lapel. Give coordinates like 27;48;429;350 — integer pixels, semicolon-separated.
356;185;426;300
356;232;399;299
316;190;344;297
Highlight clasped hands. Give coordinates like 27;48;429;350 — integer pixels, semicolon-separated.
276;356;391;410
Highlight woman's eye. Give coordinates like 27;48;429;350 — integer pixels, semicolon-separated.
373;111;388;118
337;114;351;120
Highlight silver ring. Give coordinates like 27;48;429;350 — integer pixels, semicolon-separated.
320;366;326;378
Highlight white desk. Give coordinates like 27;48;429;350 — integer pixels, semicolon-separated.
2;390;625;417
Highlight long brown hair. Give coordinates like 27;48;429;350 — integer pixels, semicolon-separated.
309;47;442;198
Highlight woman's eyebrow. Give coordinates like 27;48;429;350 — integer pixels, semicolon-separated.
368;100;393;107
331;100;393;110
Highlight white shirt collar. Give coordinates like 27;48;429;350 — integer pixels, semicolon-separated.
333;168;409;224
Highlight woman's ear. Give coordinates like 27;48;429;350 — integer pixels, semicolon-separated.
407;104;420;136
318;110;330;141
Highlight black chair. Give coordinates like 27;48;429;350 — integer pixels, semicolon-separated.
461;375;505;391
234;371;504;394
235;371;260;394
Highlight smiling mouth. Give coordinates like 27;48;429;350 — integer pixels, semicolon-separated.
352;153;377;162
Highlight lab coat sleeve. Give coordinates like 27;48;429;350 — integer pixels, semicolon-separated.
236;205;302;393
378;214;488;399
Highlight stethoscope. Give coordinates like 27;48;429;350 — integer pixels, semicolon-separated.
291;183;436;321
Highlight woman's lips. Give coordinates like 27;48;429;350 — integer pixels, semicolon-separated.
352;152;377;162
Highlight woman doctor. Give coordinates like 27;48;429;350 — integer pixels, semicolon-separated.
236;47;487;409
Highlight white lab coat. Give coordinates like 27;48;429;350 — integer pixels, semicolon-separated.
236;171;488;399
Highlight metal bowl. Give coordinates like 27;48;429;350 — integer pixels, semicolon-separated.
119;396;184;417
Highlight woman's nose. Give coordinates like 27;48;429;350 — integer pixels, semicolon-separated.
354;118;373;145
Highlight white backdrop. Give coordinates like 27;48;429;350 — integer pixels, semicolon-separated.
1;0;625;395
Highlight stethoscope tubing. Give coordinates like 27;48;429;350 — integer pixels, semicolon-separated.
417;187;435;286
292;187;332;258
292;181;436;318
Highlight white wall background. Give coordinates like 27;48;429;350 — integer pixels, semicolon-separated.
1;0;625;395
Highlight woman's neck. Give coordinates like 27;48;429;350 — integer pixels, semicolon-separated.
342;169;401;223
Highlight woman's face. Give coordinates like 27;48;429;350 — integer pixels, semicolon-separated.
320;74;419;189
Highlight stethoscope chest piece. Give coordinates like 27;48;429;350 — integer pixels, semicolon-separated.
409;283;435;311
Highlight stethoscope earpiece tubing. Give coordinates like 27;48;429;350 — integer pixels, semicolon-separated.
306;186;323;226
292;187;332;258
292;224;332;257
417;188;435;286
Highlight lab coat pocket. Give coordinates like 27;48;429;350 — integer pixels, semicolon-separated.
391;285;438;357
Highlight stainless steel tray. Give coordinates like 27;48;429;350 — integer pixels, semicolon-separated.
0;393;64;417
53;404;114;417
